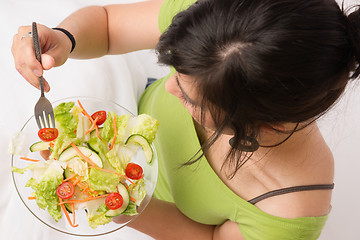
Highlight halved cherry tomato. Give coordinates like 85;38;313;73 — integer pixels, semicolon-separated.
56;182;75;199
38;128;59;142
105;193;123;210
91;111;107;125
125;163;143;180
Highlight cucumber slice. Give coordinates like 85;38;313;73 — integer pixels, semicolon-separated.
30;141;51;152
62;186;83;213
64;203;73;213
105;183;130;217
58;146;103;168
89;127;103;139
88;128;103;153
63;168;74;179
84;197;106;217
125;134;153;163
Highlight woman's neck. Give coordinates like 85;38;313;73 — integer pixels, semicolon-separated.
193;119;320;162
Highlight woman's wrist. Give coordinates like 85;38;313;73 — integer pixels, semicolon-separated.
52;27;76;53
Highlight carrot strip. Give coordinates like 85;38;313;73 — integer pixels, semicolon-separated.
110;114;118;150
72;176;82;186
71;181;98;195
121;183;136;202
78;100;101;140
59;194;110;205
88;166;120;175
71;203;77;226
72;181;86;190
59;198;78;227
81;184;98;195
80;183;91;194
88;166;135;185
113;114;118;136
81;186;89;195
28;196;36;200
20;157;40;162
110;136;116;150
85;116;99;135
79;104;96;126
77;100;88;116
94;126;101;140
83;183;99;195
70;142;96;167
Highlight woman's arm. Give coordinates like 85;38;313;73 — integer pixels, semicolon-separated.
12;0;163;91
59;0;163;58
125;198;245;240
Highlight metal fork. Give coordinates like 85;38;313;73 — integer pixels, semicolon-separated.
32;22;55;129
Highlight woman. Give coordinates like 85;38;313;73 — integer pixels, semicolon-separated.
11;0;360;239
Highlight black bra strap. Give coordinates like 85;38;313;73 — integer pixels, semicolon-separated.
248;183;335;205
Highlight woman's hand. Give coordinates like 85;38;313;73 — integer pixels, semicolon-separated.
123;197;245;240
12;24;72;92
11;0;163;92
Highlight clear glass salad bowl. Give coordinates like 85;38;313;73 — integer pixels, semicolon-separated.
11;96;158;236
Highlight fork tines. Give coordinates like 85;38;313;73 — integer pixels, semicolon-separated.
35;110;55;129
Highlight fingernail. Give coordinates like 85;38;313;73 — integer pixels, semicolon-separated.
33;69;41;77
44;83;50;92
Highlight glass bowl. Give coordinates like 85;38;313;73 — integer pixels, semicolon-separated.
11;96;158;236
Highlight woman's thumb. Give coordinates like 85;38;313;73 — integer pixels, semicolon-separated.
41;54;56;70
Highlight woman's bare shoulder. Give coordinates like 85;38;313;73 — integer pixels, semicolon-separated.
254;125;335;218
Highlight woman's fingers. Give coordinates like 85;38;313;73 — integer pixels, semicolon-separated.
12;24;68;91
13;26;42;87
40;150;51;160
16;65;50;92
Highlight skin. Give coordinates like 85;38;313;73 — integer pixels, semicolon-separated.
11;1;334;239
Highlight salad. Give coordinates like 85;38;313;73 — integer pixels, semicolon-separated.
12;100;159;229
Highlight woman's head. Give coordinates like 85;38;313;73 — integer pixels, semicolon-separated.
156;0;360;175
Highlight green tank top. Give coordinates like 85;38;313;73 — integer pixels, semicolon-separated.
137;1;329;239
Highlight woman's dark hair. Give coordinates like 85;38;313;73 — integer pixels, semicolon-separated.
156;0;360;177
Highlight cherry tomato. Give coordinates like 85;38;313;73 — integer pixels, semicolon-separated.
125;163;143;180
105;193;123;210
91;111;107;125
56;182;75;199
38;128;59;142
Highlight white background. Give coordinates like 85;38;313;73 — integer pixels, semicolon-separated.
0;0;358;239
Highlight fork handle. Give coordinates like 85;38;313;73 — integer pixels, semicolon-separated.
32;22;42;64
39;76;45;97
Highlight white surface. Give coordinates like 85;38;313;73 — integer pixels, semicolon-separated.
0;0;359;239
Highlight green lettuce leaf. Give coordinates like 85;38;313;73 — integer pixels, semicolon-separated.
66;157;89;181
100;111;130;144
88;210;112;229
105;144;134;174
122;201;138;216
54;102;77;137
88;167;121;193
129;114;159;143
129;178;147;206
85;200;112;229
50;134;71;160
49;101;80;160
14;160;64;221
96;203;109;213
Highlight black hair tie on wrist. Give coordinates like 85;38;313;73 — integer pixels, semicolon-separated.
52;27;76;53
